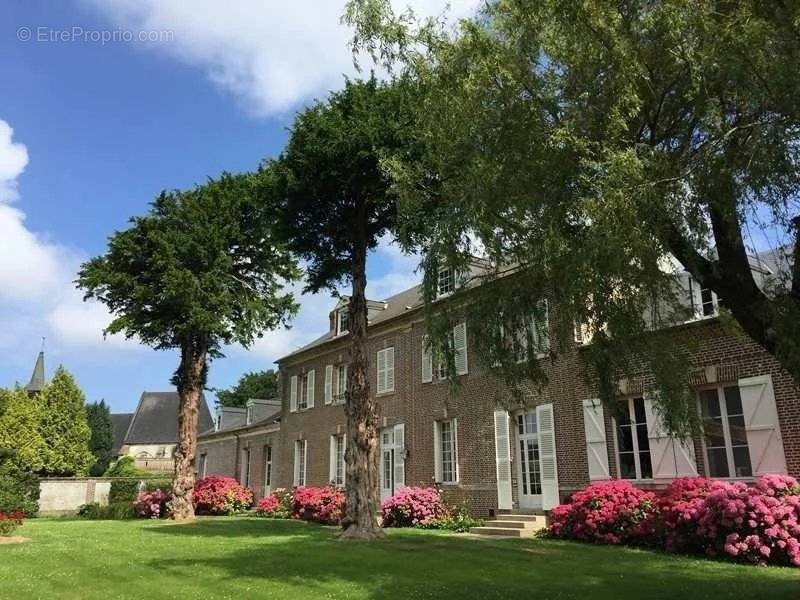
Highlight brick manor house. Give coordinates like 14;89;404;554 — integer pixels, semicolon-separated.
197;250;799;516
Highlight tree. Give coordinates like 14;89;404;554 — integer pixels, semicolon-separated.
86;400;114;476
38;367;94;476
77;173;299;519
271;78;418;539
215;370;278;408
0;386;44;473
347;1;800;425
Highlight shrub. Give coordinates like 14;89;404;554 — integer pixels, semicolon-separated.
548;480;656;545
77;502;136;520
193;476;253;515
134;489;171;519
654;477;724;552
143;478;172;492
0;511;23;536
109;479;141;505
694;475;800;566
292;486;345;524
419;501;484;532
381;487;445;528
0;462;40;518
255;494;290;519
104;457;146;478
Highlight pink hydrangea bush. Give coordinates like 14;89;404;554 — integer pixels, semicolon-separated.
548;480;656;545
255;494;290;519
134;489;171;519
192;475;254;515
654;477;725;552
381;487;445;527
291;486;345;524
694;475;800;566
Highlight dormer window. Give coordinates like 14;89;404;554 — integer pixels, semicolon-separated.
337;309;350;335
436;266;455;298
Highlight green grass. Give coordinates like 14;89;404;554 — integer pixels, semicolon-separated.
1;518;798;599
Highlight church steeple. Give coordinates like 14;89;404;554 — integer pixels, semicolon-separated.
25;350;45;395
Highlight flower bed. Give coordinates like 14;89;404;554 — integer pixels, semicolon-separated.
193;476;253;515
291;486;344;524
0;511;23;537
381;487;446;528
548;475;800;567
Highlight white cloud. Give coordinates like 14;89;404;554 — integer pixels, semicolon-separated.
87;0;478;115
0;119;138;356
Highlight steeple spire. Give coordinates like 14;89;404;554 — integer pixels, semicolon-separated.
25;347;45;394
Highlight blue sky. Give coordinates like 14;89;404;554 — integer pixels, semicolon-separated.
0;0;474;412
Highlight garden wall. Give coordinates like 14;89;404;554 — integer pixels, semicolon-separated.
38;478;115;516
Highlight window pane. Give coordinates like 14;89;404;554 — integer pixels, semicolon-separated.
636;423;650;452
728;415;747;445
525;413;537;435
704;420;726;448
639;452;653;479
617;405;631;426
633;398;646;424
700;390;721;418
724;386;744;416
618;425;634;452
707;447;730;478
517;414;524;435
732;446;753;478
619;452;637;479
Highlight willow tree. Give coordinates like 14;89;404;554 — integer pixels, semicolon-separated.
270;78;418;539
347;0;800;427
78;173;299;519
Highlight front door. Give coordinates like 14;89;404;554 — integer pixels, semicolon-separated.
516;411;543;509
380;428;395;502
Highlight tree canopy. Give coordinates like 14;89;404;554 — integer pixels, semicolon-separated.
215;370;278;408
347;0;800;429
78;172;299;518
86;400;114;476
0;386;44;473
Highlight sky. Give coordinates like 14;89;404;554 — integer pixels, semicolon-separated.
0;0;477;412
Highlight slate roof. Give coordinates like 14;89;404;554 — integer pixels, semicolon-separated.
24;351;45;393
123;392;214;445
111;413;133;455
198;412;281;440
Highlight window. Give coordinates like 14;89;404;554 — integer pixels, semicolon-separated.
264;445;272;494
376;347;395;393
337;310;349;335
335;364;348;401
298;370;314;410
424;323;468;382
240;448;251;487
700;288;718;317
434;330;455;380
616;397;652;480
330;434;345;487
293;440;307;486
246;405;253;425
513;302;550;362
435;420;458;483
199;453;208;478
436;266;455;298
700;386;753;478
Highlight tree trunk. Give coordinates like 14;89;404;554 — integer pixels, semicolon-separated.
340;238;385;540
168;338;207;520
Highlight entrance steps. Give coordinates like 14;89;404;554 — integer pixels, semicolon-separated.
470;512;547;537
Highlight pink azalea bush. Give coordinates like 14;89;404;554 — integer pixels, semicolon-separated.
255;493;291;519
192;475;253;515
548;480;656;545
134;489;171;519
381;487;445;527
291;486;345;524
548;475;800;567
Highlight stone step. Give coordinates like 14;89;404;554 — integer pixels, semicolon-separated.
495;514;543;523
469;526;533;537
485;520;528;529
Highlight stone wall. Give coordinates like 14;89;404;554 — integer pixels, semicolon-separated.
38;478;113;516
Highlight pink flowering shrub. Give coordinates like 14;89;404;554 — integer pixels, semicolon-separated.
694;475;800;566
291;486;345;524
193;475;253;515
381;487;445;527
255;494;290;519
654;477;725;552
548;480;656;545
134;489;171;519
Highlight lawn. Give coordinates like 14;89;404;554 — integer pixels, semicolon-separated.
1;518;798;599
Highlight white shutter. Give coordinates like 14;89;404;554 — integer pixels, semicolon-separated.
739;375;787;475
306;370;315;408
453;418;460;482
393;423;405;489
324;365;333;405
376;349;386;393
643;397;697;479
302;440;308;485
329;435;336;483
536;403;559;510
289;376;298;412
422;336;433;383
493;410;513;510
433;422;441;481
453;322;468;375
582;399;610;480
386;347;395;392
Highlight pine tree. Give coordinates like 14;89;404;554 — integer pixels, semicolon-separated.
86;400;114;476
38;367;94;476
0;386;45;472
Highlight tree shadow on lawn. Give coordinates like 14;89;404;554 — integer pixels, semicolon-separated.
144;522;799;600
